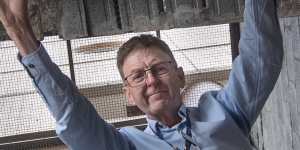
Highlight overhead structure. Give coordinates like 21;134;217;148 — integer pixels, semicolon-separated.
0;0;300;40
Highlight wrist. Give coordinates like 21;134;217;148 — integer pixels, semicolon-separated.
6;20;39;56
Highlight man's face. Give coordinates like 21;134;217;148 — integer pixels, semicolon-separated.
122;47;185;119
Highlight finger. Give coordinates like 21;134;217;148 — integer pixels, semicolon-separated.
0;1;9;25
0;0;7;16
8;0;27;19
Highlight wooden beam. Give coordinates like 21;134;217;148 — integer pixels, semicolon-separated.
1;0;300;40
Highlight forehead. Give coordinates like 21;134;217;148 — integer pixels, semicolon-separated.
122;47;172;74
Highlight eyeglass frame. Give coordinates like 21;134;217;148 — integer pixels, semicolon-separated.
123;61;175;87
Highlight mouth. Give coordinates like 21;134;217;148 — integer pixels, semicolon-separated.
147;90;168;98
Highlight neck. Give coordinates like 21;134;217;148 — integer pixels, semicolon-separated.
150;112;182;128
161;114;182;127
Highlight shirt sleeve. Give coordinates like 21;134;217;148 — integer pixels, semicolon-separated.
216;0;284;134
19;44;136;150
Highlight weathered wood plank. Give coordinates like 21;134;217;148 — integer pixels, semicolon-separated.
288;16;300;150
39;0;63;36
1;0;300;40
27;0;43;40
172;0;199;27
279;0;300;17
250;16;300;150
121;0;153;31
261;76;293;150
250;114;264;150
257;17;299;150
0;0;43;40
118;0;174;32
61;0;88;39
83;0;120;36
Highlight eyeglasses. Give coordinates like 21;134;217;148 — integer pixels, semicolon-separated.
124;61;173;87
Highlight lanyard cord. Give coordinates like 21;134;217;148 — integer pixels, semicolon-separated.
184;110;192;150
151;110;194;150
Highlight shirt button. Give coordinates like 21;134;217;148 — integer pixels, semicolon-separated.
28;64;35;68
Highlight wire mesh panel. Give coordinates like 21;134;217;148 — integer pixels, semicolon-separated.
160;24;231;107
0;36;71;136
0;24;232;149
0;36;71;149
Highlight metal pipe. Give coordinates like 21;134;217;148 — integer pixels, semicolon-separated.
66;40;76;83
229;23;240;61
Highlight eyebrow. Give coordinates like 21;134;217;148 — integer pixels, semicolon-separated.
147;58;159;65
130;68;144;74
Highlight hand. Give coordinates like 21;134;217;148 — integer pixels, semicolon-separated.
0;0;38;56
0;0;27;27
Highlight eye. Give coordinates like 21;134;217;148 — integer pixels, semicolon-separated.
130;72;145;82
154;64;168;75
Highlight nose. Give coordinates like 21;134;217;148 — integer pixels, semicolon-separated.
145;71;159;86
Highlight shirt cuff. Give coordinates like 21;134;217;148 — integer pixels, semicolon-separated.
18;42;54;79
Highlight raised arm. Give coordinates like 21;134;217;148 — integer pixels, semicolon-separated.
216;0;283;134
0;1;135;149
0;0;38;55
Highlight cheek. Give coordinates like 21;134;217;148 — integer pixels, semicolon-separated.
131;86;148;103
165;76;183;97
168;84;181;98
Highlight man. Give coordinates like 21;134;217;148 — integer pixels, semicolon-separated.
0;0;283;149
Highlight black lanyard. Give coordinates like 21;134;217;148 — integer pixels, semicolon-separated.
150;109;196;150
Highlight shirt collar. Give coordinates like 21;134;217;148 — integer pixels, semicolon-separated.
146;104;188;133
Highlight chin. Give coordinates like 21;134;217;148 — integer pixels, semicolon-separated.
149;100;168;112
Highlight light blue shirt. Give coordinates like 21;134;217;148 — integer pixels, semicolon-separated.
19;0;283;149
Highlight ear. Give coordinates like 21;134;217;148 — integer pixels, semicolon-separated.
177;67;185;88
123;86;136;105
